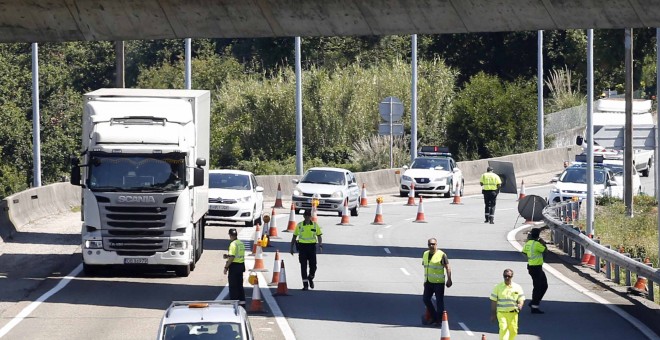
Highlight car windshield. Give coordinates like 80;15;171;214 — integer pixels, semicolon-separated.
410;158;450;170
209;173;251;190
604;164;624;176
163;322;243;339
560;168;607;184
87;152;186;192
301;170;346;185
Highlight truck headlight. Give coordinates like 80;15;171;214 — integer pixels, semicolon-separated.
169;241;188;250
331;191;344;198
402;175;412;182
85;240;103;249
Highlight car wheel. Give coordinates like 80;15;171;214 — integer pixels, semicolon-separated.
351;202;359;216
460;180;464;196
245;219;254;228
399;191;407;197
338;211;343;217
444;181;452;198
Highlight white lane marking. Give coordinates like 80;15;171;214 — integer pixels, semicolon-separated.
508;225;660;340
257;272;297;340
377;234;383;239
384;248;391;254
384;225;392;229
458;322;474;336
0;264;83;338
400;268;410;276
404;218;414;221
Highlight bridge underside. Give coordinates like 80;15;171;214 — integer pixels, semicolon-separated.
1;0;660;43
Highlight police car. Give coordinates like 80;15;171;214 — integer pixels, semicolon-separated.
547;155;622;203
400;146;463;198
157;300;254;339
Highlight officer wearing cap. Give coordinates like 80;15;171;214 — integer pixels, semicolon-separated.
522;228;548;314
290;209;323;290
224;228;246;305
480;166;502;224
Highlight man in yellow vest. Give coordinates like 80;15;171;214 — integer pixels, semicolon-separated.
480;166;502;224
490;268;525;340
290;210;323;290
223;228;246;306
522;228;548;314
422;238;453;326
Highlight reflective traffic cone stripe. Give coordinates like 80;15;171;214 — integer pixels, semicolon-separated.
251;224;261;255
268;208;281;239
450;182;462;205
581;234;595;267
285;203;297;232
273;183;284;208
360;184;369;207
269;250;281;285
406;183;417;206
413;197;427;223
440;311;451;340
311;205;318;223
274;260;289;296
248;282;265;313
251;241;268;272
338;198;352;225
372;201;385;225
518;179;526;201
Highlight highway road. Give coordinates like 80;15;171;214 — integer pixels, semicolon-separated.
0;179;657;339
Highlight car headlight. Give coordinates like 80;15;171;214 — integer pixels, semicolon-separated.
169;240;188;250
293;187;302;196
402;175;412;182
551;188;559;193
331;190;344;198
237;195;251;203
434;177;448;184
85;240;103;249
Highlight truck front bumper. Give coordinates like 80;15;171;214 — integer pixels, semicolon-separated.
82;248;191;266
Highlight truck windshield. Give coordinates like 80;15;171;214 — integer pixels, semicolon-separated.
87;153;186;191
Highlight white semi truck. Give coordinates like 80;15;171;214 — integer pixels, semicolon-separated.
70;89;210;277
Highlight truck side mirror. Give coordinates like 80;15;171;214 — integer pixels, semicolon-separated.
196;158;206;167
70;156;81;186
193;167;205;187
576;136;583;146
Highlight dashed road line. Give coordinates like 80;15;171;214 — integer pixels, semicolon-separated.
384;248;391;254
458;322;474;336
400;268;410;276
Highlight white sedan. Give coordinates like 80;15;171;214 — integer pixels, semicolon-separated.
400;156;463;198
602;159;642;195
207;169;264;227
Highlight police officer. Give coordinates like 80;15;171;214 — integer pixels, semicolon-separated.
422;238;453;326
522;228;548;314
290;210;323;290
490;269;525;340
480;166;502;224
223;228;246;306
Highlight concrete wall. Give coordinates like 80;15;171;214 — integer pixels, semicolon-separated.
0;146;578;242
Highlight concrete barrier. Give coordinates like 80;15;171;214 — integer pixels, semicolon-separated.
0;146;577;241
0;182;80;243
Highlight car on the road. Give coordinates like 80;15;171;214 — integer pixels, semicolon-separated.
157;300;254;340
291;167;360;216
602;159;643;195
547;163;620;203
207;169;264;227
399;146;463;198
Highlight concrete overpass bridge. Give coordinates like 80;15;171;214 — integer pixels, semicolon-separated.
2;0;660;43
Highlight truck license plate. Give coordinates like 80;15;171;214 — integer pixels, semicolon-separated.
124;258;148;264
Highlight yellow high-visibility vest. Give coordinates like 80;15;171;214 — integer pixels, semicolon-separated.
422;250;446;283
490;282;525;312
523;240;546;266
480;172;501;191
228;239;245;263
294;222;322;244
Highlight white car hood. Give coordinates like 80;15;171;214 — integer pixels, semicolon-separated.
404;168;452;178
553;182;605;192
296;183;345;195
209;188;251;199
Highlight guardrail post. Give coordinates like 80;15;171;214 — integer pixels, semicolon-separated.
593;239;601;273
624;254;632;286
563;234;569;254
648;264;655;303
605;245;612;279
574;201;580;220
614;262;620;284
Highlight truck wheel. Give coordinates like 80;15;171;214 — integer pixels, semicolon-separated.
83;263;100;276
175;265;191;277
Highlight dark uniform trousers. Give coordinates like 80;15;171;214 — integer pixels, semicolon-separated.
527;264;548;306
483;190;498;220
228;262;246;304
423;281;446;322
297;243;318;282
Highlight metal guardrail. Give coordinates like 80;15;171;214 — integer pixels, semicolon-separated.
542;200;659;303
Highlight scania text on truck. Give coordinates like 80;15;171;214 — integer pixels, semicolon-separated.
70;89;210;277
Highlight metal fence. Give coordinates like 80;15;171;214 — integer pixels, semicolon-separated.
542;200;659;303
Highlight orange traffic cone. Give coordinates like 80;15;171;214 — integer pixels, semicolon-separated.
251;239;268;272
360;184;369;207
406;183;417;206
413;197;427;223
422;307;433;325
269;250;281;285
311;204;318;223
372;197;385;225
628;257;652;296
338;198;352;226
285;203;297;232
518;180;526;201
450;182;462;205
274;260;290;296
273;183;284;208
268;208;281;239
251;224;261;255
440;311;451;339
580;234;596;267
248;280;265;313
481;335;486;340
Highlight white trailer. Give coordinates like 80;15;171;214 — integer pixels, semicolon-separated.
71;89;210;277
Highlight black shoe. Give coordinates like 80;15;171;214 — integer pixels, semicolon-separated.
489;220;494;224
531;308;545;314
302;286;309;291
302;282;309;291
484;219;489;223
309;277;314;289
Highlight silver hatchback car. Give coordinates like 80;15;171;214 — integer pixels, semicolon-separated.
291;167;360;216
